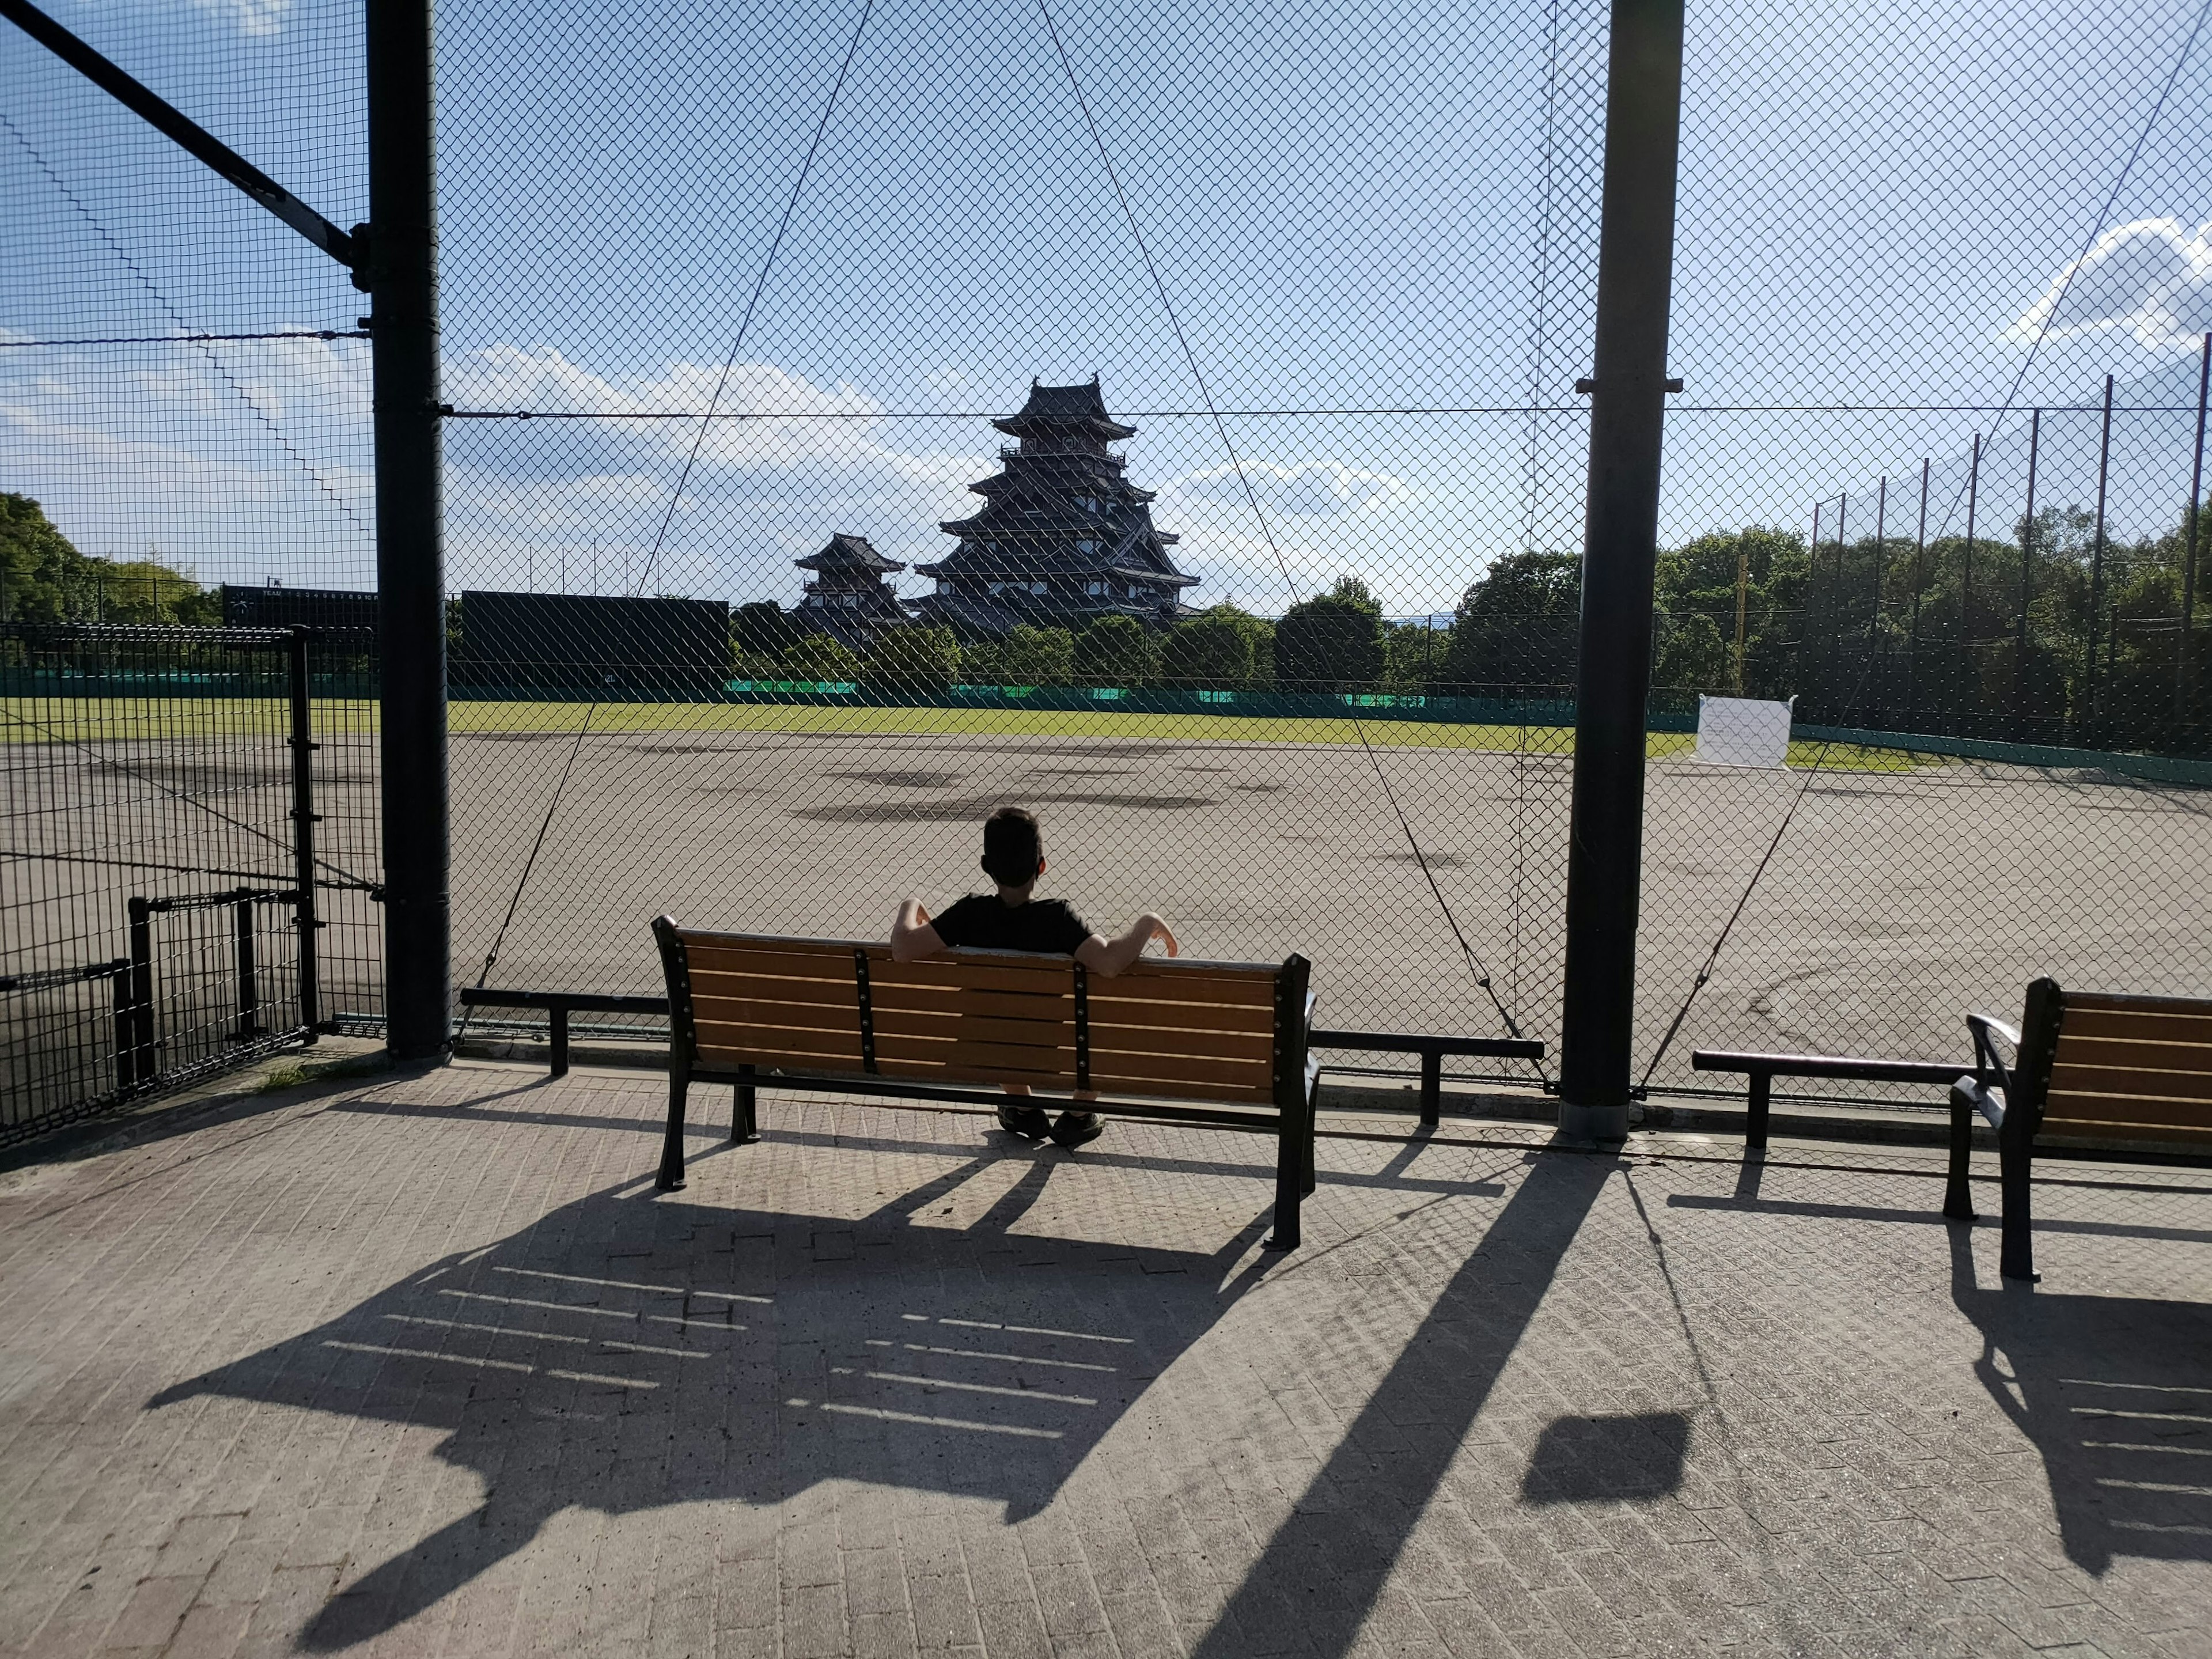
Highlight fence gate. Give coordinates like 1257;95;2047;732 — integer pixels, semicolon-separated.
1;624;376;1143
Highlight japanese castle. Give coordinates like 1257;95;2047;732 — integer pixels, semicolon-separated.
792;532;908;647
910;378;1198;635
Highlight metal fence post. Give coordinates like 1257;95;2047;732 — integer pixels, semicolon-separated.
233;890;259;1039
1558;0;1685;1138
2180;334;2209;726
287;629;322;1038
2088;374;2113;729
366;0;450;1060
126;895;156;1089
111;961;136;1094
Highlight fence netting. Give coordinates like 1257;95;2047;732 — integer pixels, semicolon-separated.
6;0;2210;1113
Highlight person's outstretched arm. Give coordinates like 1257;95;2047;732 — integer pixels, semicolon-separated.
1074;914;1178;978
891;899;946;962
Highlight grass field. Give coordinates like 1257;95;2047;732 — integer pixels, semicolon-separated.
2;694;1921;770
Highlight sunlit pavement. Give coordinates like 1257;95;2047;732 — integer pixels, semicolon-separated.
2;1060;2208;1658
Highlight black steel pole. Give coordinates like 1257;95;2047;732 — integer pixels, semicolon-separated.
366;0;449;1061
1557;0;1684;1137
287;628;322;1038
2018;410;2039;738
2088;374;2113;724
2179;333;2209;724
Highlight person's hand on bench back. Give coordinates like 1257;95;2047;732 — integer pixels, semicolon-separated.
1076;914;1178;978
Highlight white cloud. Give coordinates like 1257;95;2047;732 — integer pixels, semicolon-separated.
179;0;291;39
2006;218;2212;350
1165;459;1414;517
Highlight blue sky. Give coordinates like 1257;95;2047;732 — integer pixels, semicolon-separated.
4;0;2209;612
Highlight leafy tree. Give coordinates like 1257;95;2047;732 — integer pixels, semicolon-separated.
998;624;1073;685
0;495;216;623
1382;619;1449;693
1274;578;1384;691
1652;612;1729;691
1441;550;1581;690
733;600;801;660
864;623;960;696
1073;615;1156;688
779;632;861;683
1158;608;1256;690
959;639;1005;685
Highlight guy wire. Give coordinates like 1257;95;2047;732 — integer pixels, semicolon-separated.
457;0;876;1032
1036;0;1547;1084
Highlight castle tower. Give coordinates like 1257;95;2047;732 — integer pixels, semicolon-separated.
793;533;909;648
911;378;1196;636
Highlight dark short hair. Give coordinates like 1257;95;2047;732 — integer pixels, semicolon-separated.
980;806;1043;886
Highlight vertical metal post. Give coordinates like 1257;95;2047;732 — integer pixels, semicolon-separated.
1908;458;1929;722
287;628;321;1038
127;895;156;1088
1557;0;1685;1137
1872;478;1887;721
234;891;259;1039
1963;433;1980;641
1731;541;1748;694
111;963;136;1094
2088;374;2113;720
367;0;449;1060
2179;334;2209;722
2018;410;2039;734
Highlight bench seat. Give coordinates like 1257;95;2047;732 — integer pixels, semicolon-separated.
652;918;1321;1248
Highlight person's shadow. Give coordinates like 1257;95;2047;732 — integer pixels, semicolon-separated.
1948;1224;2212;1575
149;1139;1285;1650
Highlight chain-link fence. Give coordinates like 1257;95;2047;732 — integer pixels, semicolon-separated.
0;624;378;1138
7;0;2210;1109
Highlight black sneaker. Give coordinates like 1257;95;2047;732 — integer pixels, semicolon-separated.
1050;1110;1104;1149
997;1103;1051;1141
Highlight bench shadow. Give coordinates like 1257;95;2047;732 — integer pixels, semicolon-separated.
147;1145;1275;1650
1948;1224;2212;1575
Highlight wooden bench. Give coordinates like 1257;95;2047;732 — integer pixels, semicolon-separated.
1946;979;2212;1281
650;918;1321;1248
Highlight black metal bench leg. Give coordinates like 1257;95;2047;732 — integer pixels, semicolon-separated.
733;1065;757;1143
1998;1135;2036;1282
1745;1072;1771;1151
1266;1106;1303;1251
1301;1080;1317;1196
1419;1051;1441;1127
1942;1086;1977;1221
656;1067;690;1191
550;1006;569;1078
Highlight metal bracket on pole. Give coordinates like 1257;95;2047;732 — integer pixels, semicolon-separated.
1;0;359;269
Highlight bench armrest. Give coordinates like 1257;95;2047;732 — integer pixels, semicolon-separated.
1965;1012;2017;1098
1951;1074;2005;1130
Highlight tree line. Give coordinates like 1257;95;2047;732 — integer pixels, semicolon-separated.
1;495;221;626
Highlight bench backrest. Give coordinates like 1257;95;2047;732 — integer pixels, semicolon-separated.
653;921;1306;1106
2023;980;2212;1150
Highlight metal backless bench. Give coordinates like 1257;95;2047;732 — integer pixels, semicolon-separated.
651;918;1320;1248
1946;979;2212;1280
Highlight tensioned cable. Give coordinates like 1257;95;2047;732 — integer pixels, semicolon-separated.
457;0;877;1028
435;401;2206;421
1;330;368;347
1634;1;2211;1092
0;112;369;538
1035;0;1547;1084
0;704;376;888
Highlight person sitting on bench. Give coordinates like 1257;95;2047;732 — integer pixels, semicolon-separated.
891;806;1179;1149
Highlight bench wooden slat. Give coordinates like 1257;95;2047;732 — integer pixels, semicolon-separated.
682;944;857;980
874;1058;1272;1103
2044;1088;2212;1129
2050;1062;2212;1103
2040;1115;2212;1147
2061;1006;2212;1046
1090;1027;1277;1063
2056;1036;2212;1075
2064;990;2212;1017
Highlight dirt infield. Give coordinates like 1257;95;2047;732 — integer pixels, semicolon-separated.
449;722;2212;1094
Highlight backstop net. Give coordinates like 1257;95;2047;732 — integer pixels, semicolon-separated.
6;0;2209;1111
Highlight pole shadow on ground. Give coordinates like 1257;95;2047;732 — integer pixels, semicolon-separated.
143;1119;1494;1652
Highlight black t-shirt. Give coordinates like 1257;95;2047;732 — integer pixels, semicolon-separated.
932;895;1093;956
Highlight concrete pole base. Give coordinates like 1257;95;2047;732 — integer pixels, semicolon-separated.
1557;1101;1631;1142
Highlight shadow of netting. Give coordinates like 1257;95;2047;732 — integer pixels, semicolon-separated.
148;1146;1278;1651
1191;1149;1616;1658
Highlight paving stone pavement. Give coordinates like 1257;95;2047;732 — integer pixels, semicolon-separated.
1;1060;2209;1659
